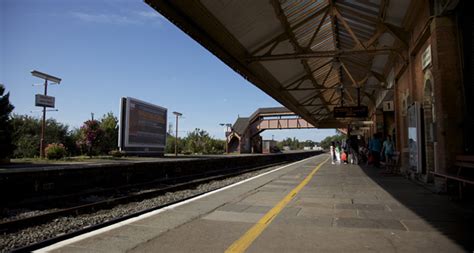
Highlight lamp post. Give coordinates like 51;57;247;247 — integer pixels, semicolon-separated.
173;111;182;156
31;70;61;158
219;123;232;154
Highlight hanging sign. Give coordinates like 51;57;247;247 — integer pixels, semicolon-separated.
383;101;394;111
333;106;368;118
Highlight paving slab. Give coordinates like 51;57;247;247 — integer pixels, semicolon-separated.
202;210;263;223
216;203;251;212
334;217;406;230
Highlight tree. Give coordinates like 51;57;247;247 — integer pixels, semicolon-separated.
11;115;38;158
320;134;346;149
184;128;209;154
165;134;186;154
11;115;70;158
99;112;118;154
301;140;316;148
277;137;301;150
64;128;82;156
77;120;104;157
0;84;15;160
180;128;224;155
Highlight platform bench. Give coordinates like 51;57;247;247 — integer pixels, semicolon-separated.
431;155;474;198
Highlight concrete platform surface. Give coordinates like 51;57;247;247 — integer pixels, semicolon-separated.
40;154;473;253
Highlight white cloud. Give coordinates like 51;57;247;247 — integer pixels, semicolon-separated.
135;10;165;20
72;12;140;25
71;10;166;27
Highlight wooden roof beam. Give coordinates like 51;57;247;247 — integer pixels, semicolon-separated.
382;22;410;49
341;61;358;87
305;8;330;49
370;70;386;84
332;6;365;49
246;47;398;61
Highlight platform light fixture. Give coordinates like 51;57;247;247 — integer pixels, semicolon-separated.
173;111;182;156
219;123;232;154
31;70;62;84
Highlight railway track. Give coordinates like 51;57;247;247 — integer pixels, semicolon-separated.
2;161;288;252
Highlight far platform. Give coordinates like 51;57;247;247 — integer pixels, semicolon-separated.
41;154;473;252
1;151;307;173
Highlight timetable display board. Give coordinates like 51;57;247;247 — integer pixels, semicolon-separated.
119;97;167;156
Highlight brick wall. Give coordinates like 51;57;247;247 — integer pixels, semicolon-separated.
430;16;464;172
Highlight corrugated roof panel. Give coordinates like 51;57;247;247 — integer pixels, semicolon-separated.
385;0;411;26
310;25;335;50
271;39;297;55
299;79;315;89
289;89;318;101
261;59;306;84
314;64;332;83
283;0;328;24
378;32;395;47
371;54;390;73
339;0;379;15
202;0;282;50
293;12;327;47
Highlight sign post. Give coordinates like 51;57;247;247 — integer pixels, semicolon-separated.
31;70;61;158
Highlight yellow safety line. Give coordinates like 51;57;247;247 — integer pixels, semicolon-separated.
225;156;330;253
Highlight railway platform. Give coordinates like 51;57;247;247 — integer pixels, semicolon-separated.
38;154;473;252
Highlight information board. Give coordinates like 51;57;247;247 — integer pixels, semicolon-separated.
35;94;55;108
119;97;167;156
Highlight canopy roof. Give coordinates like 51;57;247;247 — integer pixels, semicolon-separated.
146;0;411;128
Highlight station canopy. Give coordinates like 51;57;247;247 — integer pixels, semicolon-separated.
146;0;411;128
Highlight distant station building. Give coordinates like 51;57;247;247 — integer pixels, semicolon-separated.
226;107;315;153
262;140;278;154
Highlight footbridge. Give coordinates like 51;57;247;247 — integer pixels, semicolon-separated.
227;107;331;153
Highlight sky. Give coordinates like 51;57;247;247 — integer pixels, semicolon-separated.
0;0;337;142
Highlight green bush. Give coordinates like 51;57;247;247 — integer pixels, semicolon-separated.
109;149;125;157
45;143;67;160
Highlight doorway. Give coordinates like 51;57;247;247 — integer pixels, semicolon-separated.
422;71;436;178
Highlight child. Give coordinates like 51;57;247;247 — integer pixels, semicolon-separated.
341;151;347;164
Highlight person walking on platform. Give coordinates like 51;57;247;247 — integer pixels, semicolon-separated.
381;135;395;164
368;133;382;168
335;141;342;164
330;141;337;164
349;135;359;164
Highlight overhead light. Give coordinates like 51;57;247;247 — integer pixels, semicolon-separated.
31;70;62;84
351;121;373;125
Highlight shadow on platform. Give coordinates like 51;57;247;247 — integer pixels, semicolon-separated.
360;165;474;251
